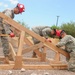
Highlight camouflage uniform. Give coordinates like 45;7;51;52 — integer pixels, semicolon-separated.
32;26;52;57
0;9;14;57
32;26;52;44
56;35;75;72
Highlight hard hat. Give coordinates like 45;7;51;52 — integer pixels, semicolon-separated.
17;3;25;13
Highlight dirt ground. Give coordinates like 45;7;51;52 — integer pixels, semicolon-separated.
0;37;75;75
0;47;75;75
0;69;75;75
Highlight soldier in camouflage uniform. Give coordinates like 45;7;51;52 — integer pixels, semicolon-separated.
56;31;75;72
32;26;52;57
0;3;25;63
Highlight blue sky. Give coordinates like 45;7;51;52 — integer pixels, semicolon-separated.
0;0;75;28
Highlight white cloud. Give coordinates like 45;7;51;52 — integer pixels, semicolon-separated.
9;0;19;4
0;2;8;8
4;4;8;7
0;2;3;6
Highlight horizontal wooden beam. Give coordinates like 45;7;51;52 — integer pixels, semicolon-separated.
0;63;67;70
0;64;14;70
0;56;5;61
23;58;41;62
22;64;67;70
0;34;9;36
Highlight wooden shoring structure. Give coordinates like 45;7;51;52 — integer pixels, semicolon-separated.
0;12;70;70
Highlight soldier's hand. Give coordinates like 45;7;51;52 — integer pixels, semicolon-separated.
46;38;52;43
9;32;15;37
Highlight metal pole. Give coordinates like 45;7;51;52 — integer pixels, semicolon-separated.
56;16;59;26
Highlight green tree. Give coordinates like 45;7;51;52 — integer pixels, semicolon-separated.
51;25;60;29
60;22;75;37
17;21;30;29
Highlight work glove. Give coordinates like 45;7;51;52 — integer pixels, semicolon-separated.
9;32;15;37
46;38;52;43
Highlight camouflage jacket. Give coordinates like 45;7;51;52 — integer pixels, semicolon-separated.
56;35;75;52
2;9;14;34
32;26;52;39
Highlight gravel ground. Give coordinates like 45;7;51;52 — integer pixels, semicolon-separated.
0;45;75;75
0;70;75;75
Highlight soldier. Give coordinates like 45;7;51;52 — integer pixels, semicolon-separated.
0;3;25;63
32;26;52;57
56;31;75;72
51;29;64;39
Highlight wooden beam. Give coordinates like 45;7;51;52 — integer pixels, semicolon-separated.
0;34;9;36
0;56;5;61
22;64;67;70
24;37;33;46
22;42;44;54
14;56;22;69
22;58;55;62
0;12;70;58
23;58;41;62
0;63;67;70
17;31;25;56
34;49;42;57
14;31;25;69
54;52;60;61
0;64;14;70
40;53;46;62
9;43;16;61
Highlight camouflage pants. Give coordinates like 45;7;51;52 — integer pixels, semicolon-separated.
0;18;9;57
32;28;43;56
32;28;40;44
68;52;75;72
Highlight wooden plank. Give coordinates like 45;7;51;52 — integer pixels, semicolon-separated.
0;12;70;58
17;31;25;56
40;47;47;61
14;31;25;69
22;64;67;70
14;56;22;69
42;46;47;53
0;34;9;36
24;37;33;46
23;58;41;62
0;64;14;70
9;37;19;48
0;56;5;61
24;37;43;58
34;49;42;57
0;64;67;70
54;52;60;61
40;53;46;62
9;43;16;61
22;42;44;54
23;58;53;62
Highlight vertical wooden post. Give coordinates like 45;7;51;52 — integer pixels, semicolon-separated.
14;31;25;69
40;46;47;62
54;52;60;61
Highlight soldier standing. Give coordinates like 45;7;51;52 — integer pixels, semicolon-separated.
0;3;25;63
32;26;52;57
56;31;75;72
